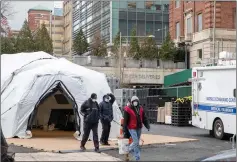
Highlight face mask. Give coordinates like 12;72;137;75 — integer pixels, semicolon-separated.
133;101;138;106
92;99;96;102
105;99;109;102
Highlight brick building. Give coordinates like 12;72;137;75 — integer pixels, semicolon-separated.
28;5;52;31
169;1;236;67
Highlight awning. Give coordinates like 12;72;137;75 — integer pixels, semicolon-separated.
164;69;192;87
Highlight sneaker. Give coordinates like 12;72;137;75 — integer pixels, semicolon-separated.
94;148;101;153
80;146;86;151
100;141;105;145
104;142;110;146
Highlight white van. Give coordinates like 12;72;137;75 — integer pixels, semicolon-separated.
191;64;236;139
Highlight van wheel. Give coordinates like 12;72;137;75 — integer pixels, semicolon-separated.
213;119;224;140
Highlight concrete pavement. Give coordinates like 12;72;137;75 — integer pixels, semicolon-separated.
9;124;234;161
15;152;121;161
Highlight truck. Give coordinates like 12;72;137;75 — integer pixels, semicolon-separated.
191;63;236;140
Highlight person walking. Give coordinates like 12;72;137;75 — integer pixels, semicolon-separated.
123;96;150;161
99;93;115;145
80;93;101;153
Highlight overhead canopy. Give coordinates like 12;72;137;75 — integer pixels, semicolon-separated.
164;69;192;87
1;51;122;139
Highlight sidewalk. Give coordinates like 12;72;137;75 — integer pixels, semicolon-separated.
15;152;122;161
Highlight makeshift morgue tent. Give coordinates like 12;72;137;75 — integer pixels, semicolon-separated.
1;51;122;140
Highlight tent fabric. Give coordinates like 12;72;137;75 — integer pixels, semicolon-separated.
1;51;122;139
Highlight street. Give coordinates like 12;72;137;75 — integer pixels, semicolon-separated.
104;124;233;161
9;124;233;161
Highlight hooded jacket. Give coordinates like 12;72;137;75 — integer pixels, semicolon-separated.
99;93;115;122
123;96;150;131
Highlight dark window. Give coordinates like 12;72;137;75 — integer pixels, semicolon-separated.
163;4;169;11
155;4;161;11
198;49;202;59
137;12;145;20
128;12;136;20
157;60;160;67
155;14;162;21
54;94;69;104
137;20;145;36
146;13;153;21
119;11;127;20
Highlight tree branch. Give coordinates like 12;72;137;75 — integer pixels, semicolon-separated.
1;1;16;17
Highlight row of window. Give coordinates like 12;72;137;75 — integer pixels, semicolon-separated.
175;13;203;38
112;1;169;11
175;0;192;8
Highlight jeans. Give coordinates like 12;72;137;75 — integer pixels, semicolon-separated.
128;129;142;161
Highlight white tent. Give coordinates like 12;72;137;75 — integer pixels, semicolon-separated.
1;51;122;139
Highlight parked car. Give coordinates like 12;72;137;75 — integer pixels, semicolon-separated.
197;149;236;161
1;128;15;162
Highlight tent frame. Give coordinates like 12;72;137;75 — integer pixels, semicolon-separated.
26;80;81;136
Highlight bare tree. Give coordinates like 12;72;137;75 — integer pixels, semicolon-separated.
1;1;15;17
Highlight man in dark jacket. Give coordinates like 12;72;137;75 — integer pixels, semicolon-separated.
123;96;150;161
80;93;101;153
99;93;115;145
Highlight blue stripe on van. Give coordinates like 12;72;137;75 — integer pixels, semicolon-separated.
197;104;236;115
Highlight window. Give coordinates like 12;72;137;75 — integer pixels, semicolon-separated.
73;24;79;31
198;49;202;59
175;0;180;8
145;1;153;9
234;8;236;28
154;4;161;11
186;17;192;34
197;13;203;32
128;2;136;9
176;22;180;38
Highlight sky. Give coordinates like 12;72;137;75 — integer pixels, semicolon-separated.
7;1;63;30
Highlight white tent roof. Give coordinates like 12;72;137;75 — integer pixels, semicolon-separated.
1;51;122;139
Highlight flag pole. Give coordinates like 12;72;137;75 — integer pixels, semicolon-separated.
0;0;2;55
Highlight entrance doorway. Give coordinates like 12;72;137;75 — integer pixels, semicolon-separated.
26;81;81;138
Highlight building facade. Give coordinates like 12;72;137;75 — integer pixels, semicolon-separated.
72;1;169;55
28;5;51;31
169;1;236;67
9;30;20;38
37;15;64;56
63;0;73;57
